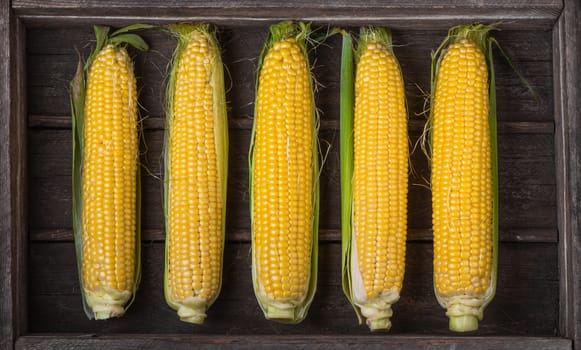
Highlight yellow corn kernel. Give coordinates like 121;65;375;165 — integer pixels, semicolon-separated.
252;37;314;316
432;38;493;305
81;44;138;319
351;39;408;331
166;29;224;324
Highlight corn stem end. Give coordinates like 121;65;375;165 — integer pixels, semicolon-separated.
265;305;296;321
85;287;131;320
444;295;485;332
449;315;479;332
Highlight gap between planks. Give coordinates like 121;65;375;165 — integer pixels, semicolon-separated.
29;227;557;243
28;114;555;134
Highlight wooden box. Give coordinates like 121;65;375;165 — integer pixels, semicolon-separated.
2;0;580;349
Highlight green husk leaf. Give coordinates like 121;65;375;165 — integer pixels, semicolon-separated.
248;21;319;324
71;59;91;319
486;34;499;317
70;24;148;320
162;23;228;324
427;23;498;332
338;30;361;323
84;25;109;71
94;25;110;46
132;165;142;311
108;33;149;51
110;23;154;37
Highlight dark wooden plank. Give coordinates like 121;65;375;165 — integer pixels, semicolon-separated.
17;18;562;32
1;4;28;349
498;121;554;134
27;114;556;134
25;27;260;119
12;0;562;30
27;128;557;241
12;0;564;9
15;335;572;350
25;28;554;122
0;1;15;349
27;242;559;336
497;133;555;186
24;129;338;234
27;129;556;185
554;0;581;344
553;2;568;341
13;16;29;342
26;28;554;62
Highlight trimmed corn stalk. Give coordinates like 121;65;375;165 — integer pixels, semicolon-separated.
70;25;150;320
429;24;498;332
249;21;319;323
340;28;409;331
163;23;228;324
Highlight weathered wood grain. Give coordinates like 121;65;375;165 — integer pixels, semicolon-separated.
14;335;573;350
554;0;581;345
13;0;565;9
28;130;555;185
19;17;566;347
0;2;14;349
1;3;29;349
13;17;29;343
25;28;554;122
27;242;559;335
12;0;563;30
26;28;554;61
27;128;557;241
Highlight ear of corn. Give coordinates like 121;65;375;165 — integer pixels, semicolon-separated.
162;23;228;325
249;21;319;323
428;24;498;332
341;27;409;331
70;24;150;320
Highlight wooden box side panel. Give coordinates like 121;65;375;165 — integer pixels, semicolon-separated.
555;0;581;347
1;4;27;350
12;0;563;29
13;335;574;350
5;1;581;349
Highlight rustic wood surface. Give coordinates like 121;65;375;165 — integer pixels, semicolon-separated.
554;0;581;345
26;29;553;120
1;2;29;349
23;24;560;339
12;0;562;30
14;335;573;350
0;1;14;349
28;242;559;335
14;17;29;344
27;129;557;242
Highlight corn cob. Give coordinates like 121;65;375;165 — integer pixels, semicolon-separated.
429;24;498;332
163;23;228;324
340;28;408;331
249;21;319;323
70;25;150;320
